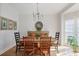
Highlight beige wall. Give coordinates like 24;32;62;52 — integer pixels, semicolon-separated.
19;14;61;38
0;4;19;55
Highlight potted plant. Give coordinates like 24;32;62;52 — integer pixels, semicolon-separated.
68;36;78;52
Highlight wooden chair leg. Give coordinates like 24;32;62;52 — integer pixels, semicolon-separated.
57;46;58;53
40;50;45;56
55;44;58;53
16;47;17;56
29;51;34;56
49;50;50;56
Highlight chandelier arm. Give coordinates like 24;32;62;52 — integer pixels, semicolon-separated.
33;3;44;20
37;3;40;20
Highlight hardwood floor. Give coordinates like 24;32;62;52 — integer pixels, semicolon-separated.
2;46;79;56
0;46;56;56
1;47;20;56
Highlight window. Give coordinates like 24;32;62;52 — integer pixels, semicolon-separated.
65;19;74;41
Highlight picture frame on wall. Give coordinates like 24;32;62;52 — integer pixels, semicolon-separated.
0;16;17;30
8;20;14;30
13;21;17;30
1;17;8;30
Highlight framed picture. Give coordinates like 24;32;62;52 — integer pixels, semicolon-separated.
0;16;17;30
1;17;8;30
8;20;14;30
13;21;17;30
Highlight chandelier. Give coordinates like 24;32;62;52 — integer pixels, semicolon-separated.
33;3;44;20
33;3;43;31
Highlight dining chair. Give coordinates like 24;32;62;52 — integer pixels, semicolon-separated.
40;37;51;56
23;37;35;56
14;32;24;55
28;31;36;38
40;32;49;37
54;32;60;52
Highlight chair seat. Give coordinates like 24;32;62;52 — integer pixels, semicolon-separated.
16;42;24;49
17;42;24;45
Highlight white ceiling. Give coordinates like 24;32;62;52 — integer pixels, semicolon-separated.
12;3;73;15
63;3;79;14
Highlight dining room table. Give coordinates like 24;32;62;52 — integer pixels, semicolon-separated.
19;36;56;55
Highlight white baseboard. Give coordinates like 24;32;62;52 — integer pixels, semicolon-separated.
0;44;15;55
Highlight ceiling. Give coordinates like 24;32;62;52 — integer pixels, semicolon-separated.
12;3;74;15
63;3;79;14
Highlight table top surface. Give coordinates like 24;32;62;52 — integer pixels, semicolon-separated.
20;37;56;42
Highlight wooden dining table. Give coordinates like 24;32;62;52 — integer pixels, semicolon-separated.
20;37;56;55
20;37;55;46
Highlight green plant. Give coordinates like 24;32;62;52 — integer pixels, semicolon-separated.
68;36;78;52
